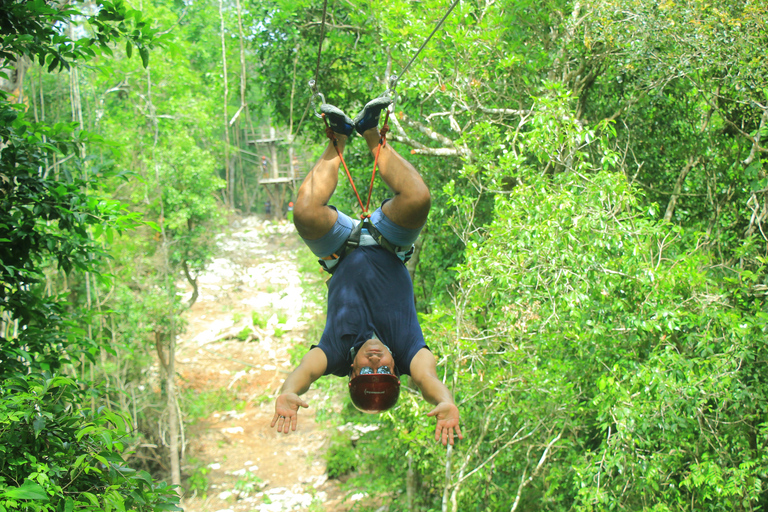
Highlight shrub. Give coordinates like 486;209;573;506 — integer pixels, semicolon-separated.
0;373;181;512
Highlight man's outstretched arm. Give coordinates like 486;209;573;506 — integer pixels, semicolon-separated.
271;347;327;434
409;348;463;446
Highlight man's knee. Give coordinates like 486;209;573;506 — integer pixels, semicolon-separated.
292;199;315;236
293;198;338;240
417;184;431;208
411;184;431;219
293;184;317;223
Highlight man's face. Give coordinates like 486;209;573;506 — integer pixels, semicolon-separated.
350;338;396;379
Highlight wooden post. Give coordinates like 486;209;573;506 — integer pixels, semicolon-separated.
269;126;279;179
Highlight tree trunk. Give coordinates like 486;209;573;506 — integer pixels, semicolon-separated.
406;237;423;282
147;64;183;493
0;55;30;100
219;0;233;208
664;156;700;222
442;444;453;512
234;0;248;211
155;329;182;491
166;321;181;488
407;452;416;511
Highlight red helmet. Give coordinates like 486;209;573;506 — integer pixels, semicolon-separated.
348;373;400;414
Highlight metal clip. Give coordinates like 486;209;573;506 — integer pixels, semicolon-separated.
385;74;399;113
309;80;325;119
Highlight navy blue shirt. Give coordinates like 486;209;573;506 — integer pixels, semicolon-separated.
314;245;427;377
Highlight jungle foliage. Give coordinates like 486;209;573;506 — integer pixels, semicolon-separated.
2;0;767;511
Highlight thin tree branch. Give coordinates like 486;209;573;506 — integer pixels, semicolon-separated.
664;155;701;222
510;430;563;512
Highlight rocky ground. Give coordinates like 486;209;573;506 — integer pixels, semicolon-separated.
173;216;366;512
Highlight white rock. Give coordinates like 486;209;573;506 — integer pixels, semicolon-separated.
313;474;328;488
353;424;380;434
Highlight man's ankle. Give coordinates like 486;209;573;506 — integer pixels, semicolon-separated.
362;127;380;146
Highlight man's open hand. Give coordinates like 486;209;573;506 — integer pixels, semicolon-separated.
271;392;309;434
426;402;463;446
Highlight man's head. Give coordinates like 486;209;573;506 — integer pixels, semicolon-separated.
348;337;400;413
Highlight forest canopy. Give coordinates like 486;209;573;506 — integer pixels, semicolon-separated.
1;0;767;511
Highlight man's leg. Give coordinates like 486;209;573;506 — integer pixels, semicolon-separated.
293;134;348;240
361;128;430;230
353;97;430;230
294;103;355;241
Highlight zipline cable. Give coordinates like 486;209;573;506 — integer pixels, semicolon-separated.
313;0;329;84
397;0;461;81
315;0;461;218
297;0;458;138
292;0;329;139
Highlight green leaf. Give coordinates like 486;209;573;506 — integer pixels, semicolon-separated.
81;492;99;506
73;454;88;470
126;40;132;59
32;415;46;437
76;424;97;441
1;480;48;501
153;504;184;511
139;47;149;68
136;471;154;485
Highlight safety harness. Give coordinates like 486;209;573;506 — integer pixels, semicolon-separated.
309;80;417;275
319;217;414;275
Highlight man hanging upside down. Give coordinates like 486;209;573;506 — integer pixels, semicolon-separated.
270;96;462;446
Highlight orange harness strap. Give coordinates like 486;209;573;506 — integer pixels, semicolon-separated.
366;110;390;215
322;109;391;220
322;114;368;218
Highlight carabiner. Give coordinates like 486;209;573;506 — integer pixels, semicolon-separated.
309;80;326;119
385;74;399;113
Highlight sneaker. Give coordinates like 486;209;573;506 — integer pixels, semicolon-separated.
353;96;392;135
320;104;355;137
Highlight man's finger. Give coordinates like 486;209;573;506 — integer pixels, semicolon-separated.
270;413;278;428
291;413;299;431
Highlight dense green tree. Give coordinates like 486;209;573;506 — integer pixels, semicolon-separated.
285;1;768;510
0;0;182;509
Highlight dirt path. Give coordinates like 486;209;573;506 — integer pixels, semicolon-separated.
175;216;355;512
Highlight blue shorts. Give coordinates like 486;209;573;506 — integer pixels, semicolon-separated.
301;203;423;258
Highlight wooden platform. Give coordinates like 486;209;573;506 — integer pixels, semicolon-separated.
258;177;300;184
248;137;284;145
